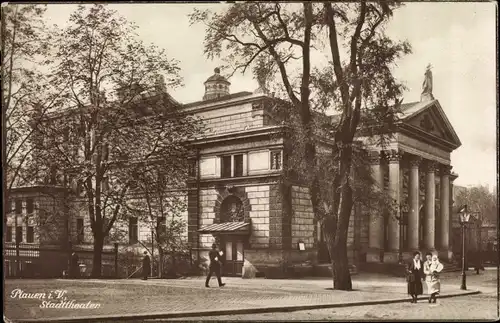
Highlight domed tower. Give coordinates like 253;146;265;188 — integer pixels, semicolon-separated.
203;67;230;101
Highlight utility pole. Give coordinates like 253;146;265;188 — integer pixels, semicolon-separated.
476;211;483;274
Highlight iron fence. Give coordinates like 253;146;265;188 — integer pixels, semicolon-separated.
4;242;118;278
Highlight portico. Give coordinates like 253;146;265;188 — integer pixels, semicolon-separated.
366;98;462;263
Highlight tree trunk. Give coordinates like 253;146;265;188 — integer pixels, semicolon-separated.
91;235;104;278
332;179;354;290
158;247;164;279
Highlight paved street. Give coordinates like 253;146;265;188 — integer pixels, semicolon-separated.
4;269;498;322
156;293;498;321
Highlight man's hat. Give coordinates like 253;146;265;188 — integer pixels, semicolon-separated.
212;243;217;249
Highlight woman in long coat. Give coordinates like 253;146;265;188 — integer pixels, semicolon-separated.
424;254;444;303
406;251;424;303
142;251;151;280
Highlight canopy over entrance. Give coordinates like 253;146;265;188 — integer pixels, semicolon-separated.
198;222;250;235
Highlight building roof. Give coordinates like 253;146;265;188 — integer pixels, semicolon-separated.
400;101;429;115
204;68;231;85
198;221;250;234
183;91;253;108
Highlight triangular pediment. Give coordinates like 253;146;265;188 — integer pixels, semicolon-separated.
400;100;462;150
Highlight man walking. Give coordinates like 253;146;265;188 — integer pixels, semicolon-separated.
205;243;225;288
142;251;151;280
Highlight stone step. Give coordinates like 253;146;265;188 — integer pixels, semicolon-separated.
359;262;462;277
312;264;358;277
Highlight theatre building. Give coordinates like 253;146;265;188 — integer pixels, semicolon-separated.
183;68;462;278
5;67;462;278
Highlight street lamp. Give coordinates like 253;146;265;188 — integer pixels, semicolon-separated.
395;202;409;265
458;204;472;290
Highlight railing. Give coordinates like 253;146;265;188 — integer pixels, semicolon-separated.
4;242;118;278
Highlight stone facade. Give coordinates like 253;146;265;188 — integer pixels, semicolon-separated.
290;186;315;249
8;69;462;278
245;185;270;248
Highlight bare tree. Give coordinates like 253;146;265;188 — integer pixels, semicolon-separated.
190;2;411;290
1;4;62;234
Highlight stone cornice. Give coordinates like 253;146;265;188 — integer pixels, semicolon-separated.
181;92;264;113
398;123;458;152
188;173;282;188
190;125;285;146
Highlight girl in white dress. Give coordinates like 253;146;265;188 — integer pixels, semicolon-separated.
424;254;444;303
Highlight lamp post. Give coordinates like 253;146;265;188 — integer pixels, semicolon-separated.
458;204;472;290
395;202;409;265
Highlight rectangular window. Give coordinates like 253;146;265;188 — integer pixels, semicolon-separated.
7;200;12;213
27;226;34;243
101;177;109;192
50;166;57;185
26;198;34;216
63;128;70;142
76;218;84;243
270;151;282;170
16;226;23;243
157;216;166;235
234;154;244;177
103;143;109;161
6;226;12;242
221;155;232;178
188;159;197;177
129;217;138;243
15;199;22;215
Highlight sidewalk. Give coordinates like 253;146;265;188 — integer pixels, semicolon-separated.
6;271;490;323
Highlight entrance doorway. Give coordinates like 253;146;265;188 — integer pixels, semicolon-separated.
221;238;244;276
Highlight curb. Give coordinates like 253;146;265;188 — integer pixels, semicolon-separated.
14;290;481;322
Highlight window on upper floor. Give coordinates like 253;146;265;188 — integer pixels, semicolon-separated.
101;177;109;192
76;218;84;243
221;154;244;178
50;166;57;185
157;216;167;236
188;159;197;178
234;154;244;177
26;198;34;216
63;128;70;143
6;226;12;242
15;199;22;215
7;200;12;213
26;226;34;243
16;226;23;243
129;217;138;244
221;155;232;178
270;150;282;170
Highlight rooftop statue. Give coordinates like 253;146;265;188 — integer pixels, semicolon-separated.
421;64;434;101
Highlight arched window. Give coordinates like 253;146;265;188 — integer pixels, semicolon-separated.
220;195;244;222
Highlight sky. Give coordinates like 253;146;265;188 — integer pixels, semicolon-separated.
41;2;497;190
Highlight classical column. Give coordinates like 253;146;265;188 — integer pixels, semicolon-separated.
424;160;437;251
386;149;402;263
408;155;422;251
440;165;451;249
449;172;458;252
367;151;384;263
